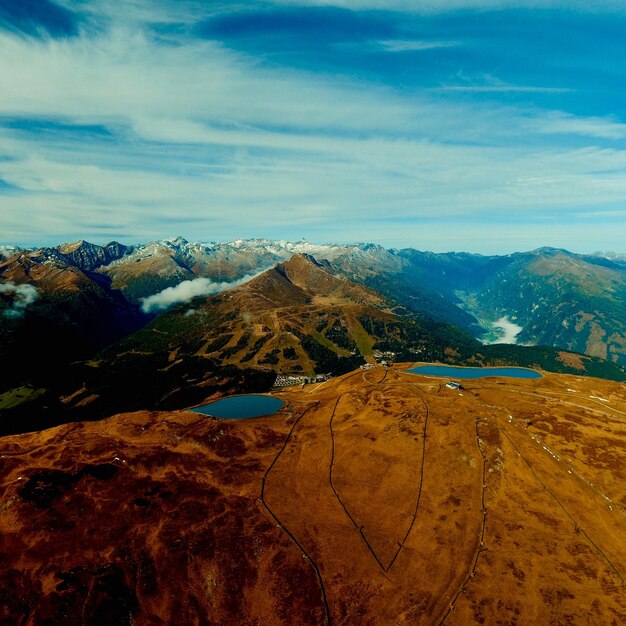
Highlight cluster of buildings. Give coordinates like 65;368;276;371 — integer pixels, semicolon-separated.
372;349;396;361
371;349;397;367
273;373;330;388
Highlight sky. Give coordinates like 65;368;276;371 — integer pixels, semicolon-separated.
0;0;625;253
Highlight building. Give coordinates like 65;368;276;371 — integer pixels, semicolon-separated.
273;373;331;388
274;375;307;387
445;381;463;390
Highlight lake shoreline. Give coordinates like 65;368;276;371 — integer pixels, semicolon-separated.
407;364;542;379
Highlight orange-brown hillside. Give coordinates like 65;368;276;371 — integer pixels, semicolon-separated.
1;366;625;625
113;253;402;377
1;250;96;293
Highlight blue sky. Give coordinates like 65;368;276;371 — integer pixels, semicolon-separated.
1;0;626;253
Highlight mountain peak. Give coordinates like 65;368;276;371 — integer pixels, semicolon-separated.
530;246;571;256
276;253;334;284
167;236;189;247
287;252;327;268
56;239;129;271
58;239;93;254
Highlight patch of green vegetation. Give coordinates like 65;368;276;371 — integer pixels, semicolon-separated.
356;313;479;363
465;344;626;381
282;346;297;360
118;274;183;302
0;386;45;411
240;336;268;363
0;497;15;514
300;335;364;375
347;317;375;357
310;330;352;357
362;272;480;333
204;333;233;353
260;349;280;365
316;319;329;333
325;319;357;351
220;332;252;359
109;306;215;355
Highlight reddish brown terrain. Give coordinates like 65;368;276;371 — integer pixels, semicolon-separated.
1;365;625;625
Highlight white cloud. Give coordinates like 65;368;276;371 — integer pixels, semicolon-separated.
376;40;460;52
140;270;264;313
3;118;626;247
437;84;569;93
0;28;429;137
527;112;626;140
0;282;40;318
0;6;625;249
436;72;571;94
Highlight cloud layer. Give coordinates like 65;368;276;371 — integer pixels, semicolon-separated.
141;271;263;313
0;282;40;318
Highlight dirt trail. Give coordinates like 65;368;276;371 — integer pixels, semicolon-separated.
269;365;626;624
2;365;626;625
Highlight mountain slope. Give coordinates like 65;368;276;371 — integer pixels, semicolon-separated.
0;248;145;392
1;367;625;624
101;252;625;386
333;245;626;367
2;251;624;436
465;248;626;364
112;253;482;379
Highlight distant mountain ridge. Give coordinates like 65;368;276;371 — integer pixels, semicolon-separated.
3;237;626;369
56;240;129;271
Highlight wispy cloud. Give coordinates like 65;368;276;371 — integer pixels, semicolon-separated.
376;39;460;52
437;72;570;94
528;112;626;140
438;84;570;93
0;1;625;252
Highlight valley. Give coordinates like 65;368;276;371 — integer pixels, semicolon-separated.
484;316;525;344
465;314;525;346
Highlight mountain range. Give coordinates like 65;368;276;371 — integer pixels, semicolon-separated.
3;237;626;358
2;239;626;625
1;242;625;435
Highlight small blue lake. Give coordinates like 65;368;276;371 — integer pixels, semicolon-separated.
190;395;285;419
407;365;542;379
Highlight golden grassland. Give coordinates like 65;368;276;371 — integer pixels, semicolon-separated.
0;364;625;624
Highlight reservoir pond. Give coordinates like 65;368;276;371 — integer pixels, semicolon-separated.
407;365;542;379
191;395;285;419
